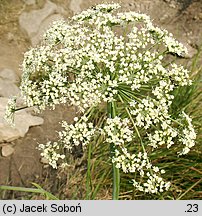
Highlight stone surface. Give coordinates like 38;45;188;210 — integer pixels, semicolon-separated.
184;44;198;59
40;157;49;164
0;97;44;143
69;0;83;14
31;14;64;46
0;68;20;97
0;79;20;97
23;0;36;5
0;97;9;110
19;0;64;45
0;68;19;83
19;0;58;38
7;33;15;43
2;145;15;157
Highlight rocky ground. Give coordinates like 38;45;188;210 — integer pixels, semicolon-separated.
0;0;202;198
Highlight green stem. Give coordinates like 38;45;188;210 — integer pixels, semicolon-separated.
118;94;145;152
86;142;92;200
0;185;42;193
15;106;28;112
107;101;120;200
111;145;120;200
118;94;154;175
177;178;202;200
0;185;58;200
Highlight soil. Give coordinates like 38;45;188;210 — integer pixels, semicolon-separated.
0;0;202;199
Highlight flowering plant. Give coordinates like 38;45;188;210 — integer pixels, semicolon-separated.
5;3;196;199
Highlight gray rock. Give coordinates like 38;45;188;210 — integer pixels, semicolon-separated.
178;37;198;59
41;157;49;164
23;0;36;5
0;98;8;110
19;0;64;45
7;33;15;42
184;44;198;59
0;117;20;142
0;79;20;97
164;0;178;8
19;0;58;38
1;144;15;157
31;14;64;46
0;97;44;143
0;68;19;83
70;0;83;14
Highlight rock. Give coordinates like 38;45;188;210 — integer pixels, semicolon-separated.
41;157;49;164
19;0;64;45
1;145;15;157
23;0;36;5
0;97;9;111
31;14;64;46
164;0;178;9
185;46;197;59
160;14;170;22
69;0;83;14
0;68;19;83
199;13;202;20
19;0;57;39
194;13;202;21
15;111;44;137
0;79;20;97
182;42;198;59
0;97;44;143
0;120;20;142
7;33;15;42
0;68;20;97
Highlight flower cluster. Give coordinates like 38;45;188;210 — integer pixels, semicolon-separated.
112;148;170;193
102;117;133;145
38;141;65;169
5;3;196;194
129;97;170;129
38;115;96;168
146;110;196;155
4;96;17;126
18;3;189;113
132;175;171;194
58;116;96;151
178;112;197;155
20;71;68;110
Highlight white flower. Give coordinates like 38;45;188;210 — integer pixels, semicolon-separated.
103;117;133;146
4;96;17;126
113;148;170;193
11;3;195;193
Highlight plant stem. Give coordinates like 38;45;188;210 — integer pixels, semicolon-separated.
15;106;28;112
111;144;120;200
107;101;120;200
86;142;92;200
0;185;58;200
0;185;42;193
118;94;154;176
118;94;145;152
177;178;202;200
